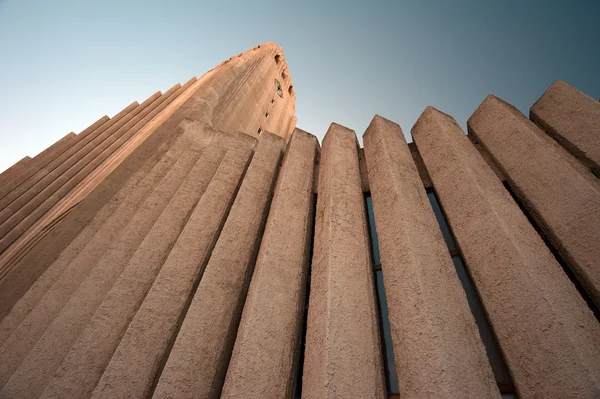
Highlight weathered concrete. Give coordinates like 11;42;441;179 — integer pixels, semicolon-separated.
221;129;318;398
363;115;500;399
0;125;184;346
0;128;216;396
43;130;254;399
153;132;284;399
469;95;600;308
530;80;600;176
302;123;386;399
413;106;600;398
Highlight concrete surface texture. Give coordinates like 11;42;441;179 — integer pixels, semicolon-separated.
363;114;500;399
0;44;599;399
152;129;284;399
413;106;600;398
302;122;386;399
221;128;319;398
469;95;600;309
530;80;600;176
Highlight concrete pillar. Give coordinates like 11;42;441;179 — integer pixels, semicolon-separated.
0;125;185;346
153;132;285;399
530;80;600;176
302;123;386;399
469;95;600;308
363;115;500;398
221;128;318;398
412;106;600;398
42;130;255;399
0;126;218;397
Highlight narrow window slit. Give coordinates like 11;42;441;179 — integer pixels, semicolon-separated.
427;189;517;395
294;193;317;398
365;193;399;395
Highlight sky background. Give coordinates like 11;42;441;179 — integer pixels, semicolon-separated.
1;0;599;172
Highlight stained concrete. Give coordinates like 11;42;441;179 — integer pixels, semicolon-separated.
413;106;600;398
530;80;600;176
469;95;600;308
44;129;254;399
302;123;386;399
0;127;218;397
363;115;500;399
153;131;284;399
221;128;318;398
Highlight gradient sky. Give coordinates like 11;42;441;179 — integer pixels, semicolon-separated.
1;0;599;172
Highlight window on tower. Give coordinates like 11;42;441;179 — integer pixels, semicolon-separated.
274;54;281;64
274;79;283;98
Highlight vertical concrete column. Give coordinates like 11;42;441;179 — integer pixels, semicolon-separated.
0;127;219;397
363;115;500;398
469;95;600;308
302;123;386;399
530;80;600;175
42;129;255;399
412;106;600;398
0;126;184;346
221;129;319;398
153;131;285;399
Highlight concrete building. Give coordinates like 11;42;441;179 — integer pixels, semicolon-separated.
0;43;598;399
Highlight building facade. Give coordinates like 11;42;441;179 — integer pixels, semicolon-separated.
0;43;598;398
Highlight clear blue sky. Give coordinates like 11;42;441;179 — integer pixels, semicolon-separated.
1;0;599;172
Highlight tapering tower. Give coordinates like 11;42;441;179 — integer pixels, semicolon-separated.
0;42;296;315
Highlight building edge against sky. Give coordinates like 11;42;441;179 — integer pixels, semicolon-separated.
0;43;598;398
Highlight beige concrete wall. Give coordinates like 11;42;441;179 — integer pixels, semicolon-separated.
302;123;386;399
222;128;319;398
363;115;500;399
530;80;600;176
413;106;600;398
153;131;284;399
44;127;256;399
0;124;225;398
468;95;600;309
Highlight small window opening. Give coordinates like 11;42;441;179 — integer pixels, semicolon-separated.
271;98;275;105
265;111;269;119
274;79;283;98
257;127;263;135
288;85;294;96
275;54;281;64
